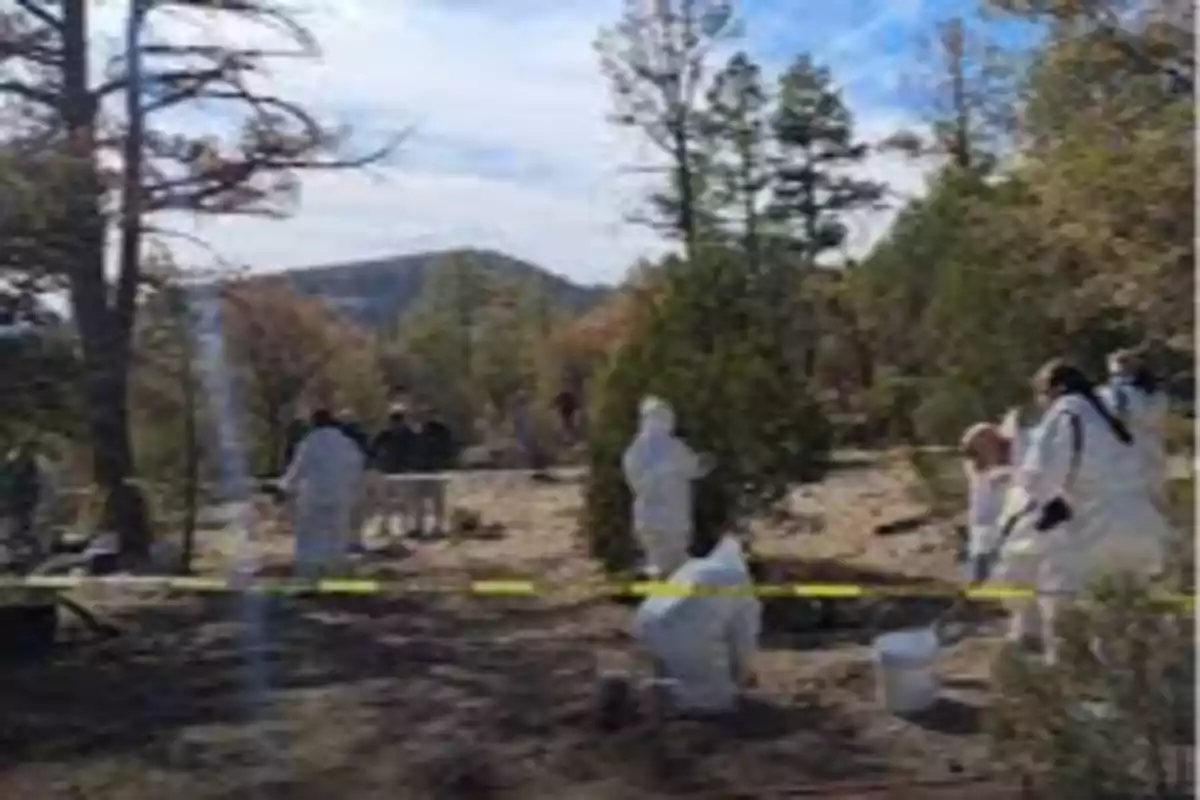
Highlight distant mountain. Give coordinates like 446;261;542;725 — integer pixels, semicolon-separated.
259;248;612;329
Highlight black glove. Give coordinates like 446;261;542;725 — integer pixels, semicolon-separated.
1034;497;1072;532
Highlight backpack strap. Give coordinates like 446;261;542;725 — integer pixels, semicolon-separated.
1063;411;1083;494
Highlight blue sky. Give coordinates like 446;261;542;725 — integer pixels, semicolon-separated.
116;0;1037;285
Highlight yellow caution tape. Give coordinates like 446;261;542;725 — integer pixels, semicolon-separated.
0;574;1190;606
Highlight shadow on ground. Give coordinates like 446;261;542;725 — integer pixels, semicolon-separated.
0;588;893;799
750;555;1007;650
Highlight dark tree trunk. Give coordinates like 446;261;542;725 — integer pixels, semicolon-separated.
61;0;149;558
673;125;697;262
180;337;199;574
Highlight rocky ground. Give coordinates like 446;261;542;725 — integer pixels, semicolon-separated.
0;451;1192;799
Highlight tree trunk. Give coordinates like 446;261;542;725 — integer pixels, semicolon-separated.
740;149;760;274
180;335;198;574
673;125;698;262
83;337;149;555
61;0;149;558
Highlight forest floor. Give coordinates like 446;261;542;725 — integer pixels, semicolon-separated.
0;450;1192;799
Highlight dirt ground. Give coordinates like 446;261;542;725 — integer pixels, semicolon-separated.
0;453;1186;798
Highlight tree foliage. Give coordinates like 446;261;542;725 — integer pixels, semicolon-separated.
220;277;372;475
700;52;773;263
595;0;739;256
0;0;397;553
769;54;885;263
583;248;832;572
847;0;1194;442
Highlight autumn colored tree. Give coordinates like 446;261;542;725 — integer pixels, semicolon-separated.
1003;0;1194;353
131;260;211;570
551;262;665;382
220;278;368;475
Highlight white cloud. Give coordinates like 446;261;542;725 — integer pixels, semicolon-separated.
114;0;935;285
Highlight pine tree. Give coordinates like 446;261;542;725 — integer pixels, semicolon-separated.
700;51;773;270
770;54;884;264
595;0;739;259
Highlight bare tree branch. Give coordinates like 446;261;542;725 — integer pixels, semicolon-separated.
160;0;321;58
13;0;63;32
0;78;56;106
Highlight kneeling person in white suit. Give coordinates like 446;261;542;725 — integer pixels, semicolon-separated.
633;535;761;715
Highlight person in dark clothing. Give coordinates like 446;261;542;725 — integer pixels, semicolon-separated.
282;415;309;474
415;414;455;473
369;404;418;537
336;408;371;551
5;441;42;560
410;409;455;537
553;389;580;440
336;408;371;457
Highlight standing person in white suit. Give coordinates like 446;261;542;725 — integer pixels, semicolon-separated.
981;407;1048;647
962;415;1065;649
622;397;713;578
280;408;366;579
959;423;1015;582
1099;348;1170;509
998;360;1171;665
1000;404;1040;471
633;535;762;714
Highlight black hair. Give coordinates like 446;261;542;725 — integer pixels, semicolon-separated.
1110;347;1160;395
1128;365;1160;395
310;408;335;428
1035;359;1133;445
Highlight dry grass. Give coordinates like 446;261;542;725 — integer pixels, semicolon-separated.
0;454;1185;799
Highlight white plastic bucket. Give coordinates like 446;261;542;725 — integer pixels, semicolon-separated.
872;627;940;715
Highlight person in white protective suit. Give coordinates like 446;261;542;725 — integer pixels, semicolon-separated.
959;423;1014;580
1099;348;1170;509
960;420;1045;647
999;404;1040;472
989;359;1172;665
279;408;366;579
633;535;761;715
621;397;713;578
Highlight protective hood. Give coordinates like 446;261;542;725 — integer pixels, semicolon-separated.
638;397;676;437
633;398;676;465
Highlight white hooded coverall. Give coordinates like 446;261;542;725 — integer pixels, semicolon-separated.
622;398;709;578
1002;394;1171;662
963;463;1013;582
985;410;1045;639
1000;407;1037;472
633;536;761;713
280;425;366;579
1099;378;1170;506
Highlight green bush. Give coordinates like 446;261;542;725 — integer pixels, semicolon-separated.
905;446;968;519
987;577;1194;799
912;378;990;446
582;251;832;574
1164;411;1193;458
861;370;923;445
